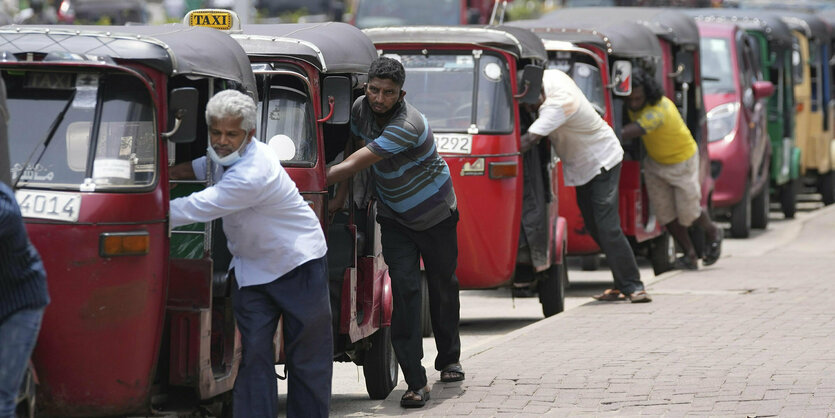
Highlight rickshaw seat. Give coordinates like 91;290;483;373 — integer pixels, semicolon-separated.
327;211;355;282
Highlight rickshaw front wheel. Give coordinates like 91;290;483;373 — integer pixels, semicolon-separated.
362;327;398;400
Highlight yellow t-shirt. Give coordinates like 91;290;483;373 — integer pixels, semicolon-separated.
628;96;697;165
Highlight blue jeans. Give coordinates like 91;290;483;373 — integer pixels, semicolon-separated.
0;308;44;418
232;256;332;418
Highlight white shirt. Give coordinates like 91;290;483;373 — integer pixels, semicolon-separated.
170;139;327;288
528;69;623;186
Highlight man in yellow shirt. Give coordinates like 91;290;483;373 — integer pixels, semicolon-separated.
622;68;722;270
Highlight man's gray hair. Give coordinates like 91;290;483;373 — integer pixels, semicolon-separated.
205;89;257;132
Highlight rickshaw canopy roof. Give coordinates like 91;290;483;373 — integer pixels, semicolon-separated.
362;25;547;62
778;12;831;42
0;24;257;94
509;17;662;59
236;22;377;74
686;9;795;49
540;7;700;48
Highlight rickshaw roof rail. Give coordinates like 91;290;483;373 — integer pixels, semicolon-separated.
539;7;700;49
685;9;795;48
362;25;547;63
0;24;257;95
508;18;663;59
777;12;830;42
236;22;377;74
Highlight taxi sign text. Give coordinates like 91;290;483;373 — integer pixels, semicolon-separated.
189;11;233;30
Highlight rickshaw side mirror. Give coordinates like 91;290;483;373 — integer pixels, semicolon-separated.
516;64;544;105
672;51;694;84
752;80;775;100
611;60;632;96
164;87;198;144
321;76;351;125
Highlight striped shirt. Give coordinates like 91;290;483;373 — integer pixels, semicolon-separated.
351;97;456;230
0;183;49;322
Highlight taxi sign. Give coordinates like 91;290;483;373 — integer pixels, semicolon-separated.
184;9;240;32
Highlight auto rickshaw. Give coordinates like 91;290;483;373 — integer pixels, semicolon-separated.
778;12;835;206
694;20;774;238
817;9;835;204
520;7;716;273
508;17;675;274
690;10;802;219
183;8;398;399
362;25;568;322
3;24;256;416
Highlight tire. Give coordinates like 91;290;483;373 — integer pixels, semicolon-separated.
580;254;599;271
538;249;567;317
751;185;770;229
730;184;751;238
649;231;676;276
780;178;799;219
419;272;432;338
820;170;835;205
363;326;398;400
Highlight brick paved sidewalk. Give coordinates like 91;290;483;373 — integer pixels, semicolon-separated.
370;205;835;417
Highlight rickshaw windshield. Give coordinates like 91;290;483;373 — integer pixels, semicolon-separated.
700;37;737;95
399;53;513;133
354;0;461;28
255;73;316;168
569;63;605;115
5;70;156;191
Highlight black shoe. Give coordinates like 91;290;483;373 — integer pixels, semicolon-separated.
703;229;723;266
673;255;698;270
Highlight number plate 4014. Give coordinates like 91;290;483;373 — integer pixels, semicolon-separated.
15;190;82;222
435;133;472;155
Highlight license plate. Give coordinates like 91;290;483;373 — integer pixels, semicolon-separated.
436;133;472;154
15;190;82;222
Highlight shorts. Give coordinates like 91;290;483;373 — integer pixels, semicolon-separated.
644;152;702;227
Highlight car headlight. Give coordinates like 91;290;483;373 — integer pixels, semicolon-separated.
706;102;740;143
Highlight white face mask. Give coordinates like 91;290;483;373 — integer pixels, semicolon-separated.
207;138;249;166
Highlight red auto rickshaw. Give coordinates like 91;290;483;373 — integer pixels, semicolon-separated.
183;9;398;399
3;24;258;416
519;7;716;274
363;25;568;322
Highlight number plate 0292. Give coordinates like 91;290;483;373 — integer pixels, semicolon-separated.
435;133;472;155
15;190;82;222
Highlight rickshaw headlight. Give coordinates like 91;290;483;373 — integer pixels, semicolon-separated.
706;102;739;143
488;161;518;179
100;231;150;257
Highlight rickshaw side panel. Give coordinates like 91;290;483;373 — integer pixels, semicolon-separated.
28;219;168;416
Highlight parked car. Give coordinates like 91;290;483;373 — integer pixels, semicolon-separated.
697;21;774;238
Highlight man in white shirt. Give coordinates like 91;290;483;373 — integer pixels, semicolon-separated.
169;90;331;417
520;69;651;303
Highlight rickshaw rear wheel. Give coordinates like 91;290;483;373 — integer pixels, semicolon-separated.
751;184;770;229
539;252;566;317
363;326;398;400
649;231;676;276
419;272;432;338
820;170;835;205
780;178;798;219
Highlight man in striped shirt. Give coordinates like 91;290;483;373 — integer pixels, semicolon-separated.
327;57;461;408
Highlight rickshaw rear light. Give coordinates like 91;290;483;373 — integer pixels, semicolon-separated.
488;162;518;179
100;231;150;257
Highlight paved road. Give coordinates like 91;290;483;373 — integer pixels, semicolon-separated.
305;193;830;416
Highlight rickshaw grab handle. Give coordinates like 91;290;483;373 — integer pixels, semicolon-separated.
317;96;335;123
162;109;186;139
513;80;530;99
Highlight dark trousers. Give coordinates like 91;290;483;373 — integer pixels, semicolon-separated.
232;256;332;418
0;308;43;418
379;211;461;390
575;163;644;294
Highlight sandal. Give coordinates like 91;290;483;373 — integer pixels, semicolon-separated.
592;289;625;301
703;228;723;266
628;290;653;303
440;363;465;382
400;386;430;408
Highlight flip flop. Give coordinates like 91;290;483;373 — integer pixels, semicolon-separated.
400;386;430;408
440;363;465;382
592;288;625;301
